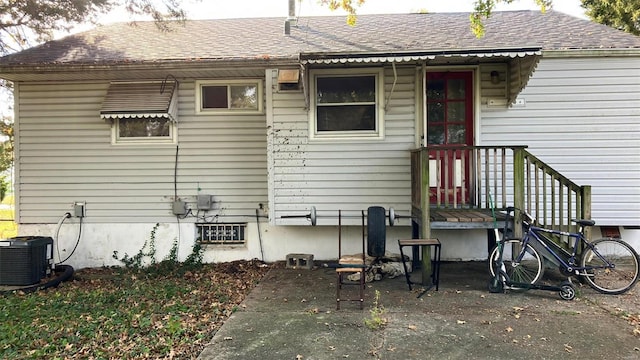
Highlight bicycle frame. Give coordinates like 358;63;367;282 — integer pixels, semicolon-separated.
514;218;613;275
489;207;578;300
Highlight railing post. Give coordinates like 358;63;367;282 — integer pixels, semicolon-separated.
420;149;431;239
513;147;525;238
582;185;592;241
420;149;432;285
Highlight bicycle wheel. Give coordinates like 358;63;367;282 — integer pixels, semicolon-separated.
580;238;640;294
489;239;545;286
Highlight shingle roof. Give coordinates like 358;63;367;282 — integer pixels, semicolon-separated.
1;10;639;66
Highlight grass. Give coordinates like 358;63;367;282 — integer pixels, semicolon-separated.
0;259;270;359
0;193;17;238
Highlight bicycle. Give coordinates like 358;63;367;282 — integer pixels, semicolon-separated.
489;207;640;296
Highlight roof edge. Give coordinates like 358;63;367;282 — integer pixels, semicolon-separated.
542;48;640;58
0;58;300;82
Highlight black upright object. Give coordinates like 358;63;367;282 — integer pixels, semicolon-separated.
367;206;386;257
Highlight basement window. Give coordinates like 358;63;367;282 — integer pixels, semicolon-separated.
196;223;246;245
196;80;263;114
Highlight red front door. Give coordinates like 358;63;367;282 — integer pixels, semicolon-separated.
426;71;474;205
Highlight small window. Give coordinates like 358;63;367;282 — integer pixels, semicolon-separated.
113;117;175;144
309;68;384;140
196;223;246;245
196;80;263;114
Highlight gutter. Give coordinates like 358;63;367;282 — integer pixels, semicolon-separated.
0;57;301;81
542;48;640;58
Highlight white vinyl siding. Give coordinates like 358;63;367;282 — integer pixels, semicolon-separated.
480;56;640;226
15;79;268;223
269;66;417;225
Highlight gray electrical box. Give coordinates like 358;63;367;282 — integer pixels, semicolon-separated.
74;202;85;217
197;195;214;210
172;199;187;215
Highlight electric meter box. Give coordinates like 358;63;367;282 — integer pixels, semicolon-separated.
0;236;54;286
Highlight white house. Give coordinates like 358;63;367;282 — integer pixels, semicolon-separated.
0;10;638;269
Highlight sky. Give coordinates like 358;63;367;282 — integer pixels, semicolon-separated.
101;0;588;24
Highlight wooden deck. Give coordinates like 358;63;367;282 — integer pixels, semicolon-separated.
414;208;508;230
410;146;591;236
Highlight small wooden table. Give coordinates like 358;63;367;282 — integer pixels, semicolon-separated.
398;239;441;296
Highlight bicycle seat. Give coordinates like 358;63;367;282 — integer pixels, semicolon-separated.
571;219;596;227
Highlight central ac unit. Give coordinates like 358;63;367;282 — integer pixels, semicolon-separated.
0;236;53;286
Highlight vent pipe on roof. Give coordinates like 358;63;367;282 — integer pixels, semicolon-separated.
284;0;296;35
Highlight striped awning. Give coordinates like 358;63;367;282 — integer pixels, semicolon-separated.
301;48;542;104
300;48;541;64
100;81;178;121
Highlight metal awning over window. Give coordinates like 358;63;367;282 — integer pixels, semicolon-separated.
300;48;542;104
100;81;178;122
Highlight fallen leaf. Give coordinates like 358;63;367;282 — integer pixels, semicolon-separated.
408;325;417;330
514;314;521;319
296;355;303;360
223;337;233;341
457;320;466;324
506;327;514;333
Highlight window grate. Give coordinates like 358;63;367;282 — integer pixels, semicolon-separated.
196;223;246;245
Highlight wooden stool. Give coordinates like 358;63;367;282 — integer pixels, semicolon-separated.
398;239;441;294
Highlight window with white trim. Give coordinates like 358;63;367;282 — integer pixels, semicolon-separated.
112;117;176;144
196;80;263;114
309;68;384;140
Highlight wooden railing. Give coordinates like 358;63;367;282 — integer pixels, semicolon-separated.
522;151;592;245
411;146;591;244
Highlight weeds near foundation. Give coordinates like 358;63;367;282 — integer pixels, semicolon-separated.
112;223;204;277
112;223;160;269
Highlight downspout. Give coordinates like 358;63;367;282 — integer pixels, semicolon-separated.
300;57;309;111
422;62;427;146
384;61;397;112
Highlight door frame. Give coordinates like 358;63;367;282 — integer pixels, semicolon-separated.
420;66;480;205
419;65;480;148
